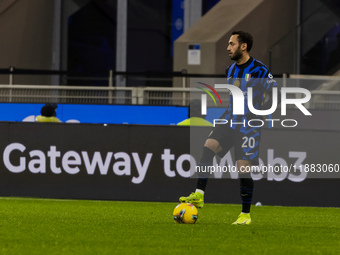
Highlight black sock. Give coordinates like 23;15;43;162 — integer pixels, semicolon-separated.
240;173;254;213
196;147;215;192
197;178;208;191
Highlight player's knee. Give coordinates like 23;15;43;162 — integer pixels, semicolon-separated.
204;139;222;154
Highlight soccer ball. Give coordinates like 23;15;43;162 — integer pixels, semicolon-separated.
173;203;198;224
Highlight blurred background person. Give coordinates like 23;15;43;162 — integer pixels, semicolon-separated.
35;103;61;123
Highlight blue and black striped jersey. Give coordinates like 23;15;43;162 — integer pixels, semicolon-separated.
223;57;278;132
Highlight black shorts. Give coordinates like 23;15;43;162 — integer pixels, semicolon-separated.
208;124;261;165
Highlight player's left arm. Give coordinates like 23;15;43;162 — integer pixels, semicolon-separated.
261;70;281;110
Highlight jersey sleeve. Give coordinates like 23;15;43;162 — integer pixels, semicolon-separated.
262;70;278;90
261;69;280;110
225;66;230;80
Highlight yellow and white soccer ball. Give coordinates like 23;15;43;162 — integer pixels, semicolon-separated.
173;203;198;224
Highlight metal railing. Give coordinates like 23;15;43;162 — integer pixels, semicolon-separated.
0;73;340;110
0;67;225;88
0;85;228;106
309;90;340;110
0;83;340;110
0;85;135;104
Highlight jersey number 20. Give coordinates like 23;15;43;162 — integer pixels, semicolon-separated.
242;136;255;148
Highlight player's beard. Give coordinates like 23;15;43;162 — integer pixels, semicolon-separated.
230;46;243;61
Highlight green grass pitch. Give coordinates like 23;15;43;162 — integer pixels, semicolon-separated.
0;197;339;254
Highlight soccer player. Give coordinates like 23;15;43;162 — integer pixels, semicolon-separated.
179;31;278;225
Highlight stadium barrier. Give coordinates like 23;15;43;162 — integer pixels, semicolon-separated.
0;75;340;110
0;121;339;207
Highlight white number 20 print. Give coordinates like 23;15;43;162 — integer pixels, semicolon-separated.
242;136;255;148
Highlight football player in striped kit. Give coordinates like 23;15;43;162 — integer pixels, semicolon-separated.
180;31;278;225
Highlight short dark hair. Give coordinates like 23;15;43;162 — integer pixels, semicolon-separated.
231;31;253;52
41;103;57;117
